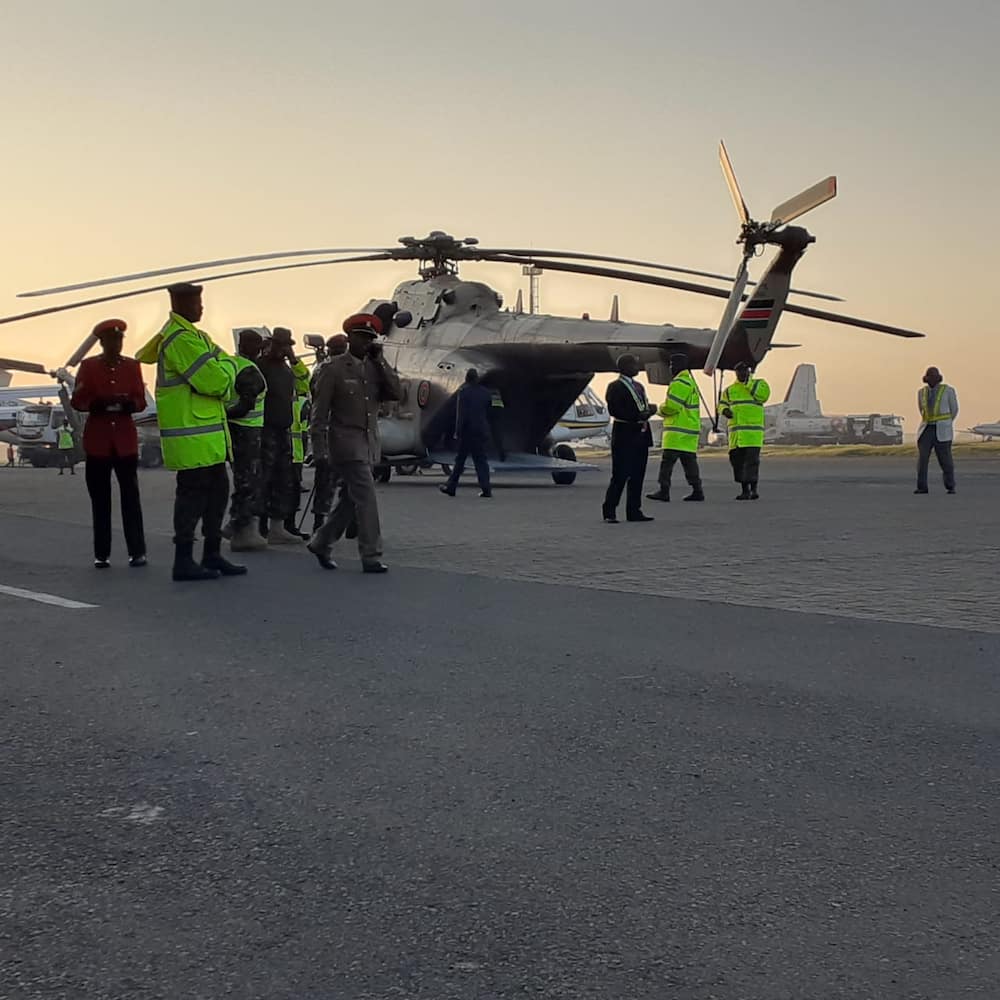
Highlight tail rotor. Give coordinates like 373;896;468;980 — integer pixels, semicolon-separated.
704;141;838;376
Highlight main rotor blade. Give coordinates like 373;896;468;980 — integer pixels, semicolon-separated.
0;254;393;327
0;357;48;375
704;259;750;375
719;141;750;225
770;176;837;225
486;257;925;338
66;334;98;368
474;248;841;302
19;247;391;298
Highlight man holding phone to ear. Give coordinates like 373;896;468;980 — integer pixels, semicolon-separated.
307;313;401;573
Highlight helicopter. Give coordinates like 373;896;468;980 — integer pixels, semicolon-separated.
0;143;924;485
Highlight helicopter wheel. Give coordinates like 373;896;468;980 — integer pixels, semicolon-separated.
397;462;420;476
374;463;392;483
552;444;577;486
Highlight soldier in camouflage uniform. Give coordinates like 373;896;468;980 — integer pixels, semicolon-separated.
257;327;311;544
225;329;268;551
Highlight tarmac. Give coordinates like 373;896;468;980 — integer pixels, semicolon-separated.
1;454;998;999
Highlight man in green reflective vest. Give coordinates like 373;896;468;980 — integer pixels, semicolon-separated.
647;353;704;502
136;283;245;581
56;419;76;475
720;360;771;500
224;329;268;551
915;365;958;494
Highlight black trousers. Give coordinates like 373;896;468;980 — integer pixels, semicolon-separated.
447;434;491;492
259;425;294;519
228;424;261;529
85;454;145;560
729;446;761;485
917;426;955;491
604;436;649;517
658;449;702;496
174;463;230;546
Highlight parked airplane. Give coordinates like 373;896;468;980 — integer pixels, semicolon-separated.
549;385;610;445
757;363;903;445
968;420;1000;441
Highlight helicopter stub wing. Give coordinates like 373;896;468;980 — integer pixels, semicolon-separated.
425;450;599;474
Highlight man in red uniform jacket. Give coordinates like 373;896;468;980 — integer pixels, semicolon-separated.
71;319;148;568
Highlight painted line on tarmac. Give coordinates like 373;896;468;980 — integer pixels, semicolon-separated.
0;584;97;609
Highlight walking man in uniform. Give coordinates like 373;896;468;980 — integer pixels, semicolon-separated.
602;354;656;523
136;282;245;581
647;353;705;503
720;360;770;500
439;368;494;497
225;329;268;551
915;366;958;494
307;313;401;572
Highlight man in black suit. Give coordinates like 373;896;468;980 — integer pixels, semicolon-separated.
602;355;656;523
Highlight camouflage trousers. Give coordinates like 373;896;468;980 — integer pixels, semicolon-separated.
259;425;295;520
228;424;261;529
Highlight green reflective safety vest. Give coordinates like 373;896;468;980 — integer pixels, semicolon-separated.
658;370;701;453
919;383;952;423
291;394;307;464
136;314;235;471
57;428;75;450
227;355;266;429
721;377;771;449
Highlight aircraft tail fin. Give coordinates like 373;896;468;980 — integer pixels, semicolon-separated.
726;227;811;367
782;363;821;415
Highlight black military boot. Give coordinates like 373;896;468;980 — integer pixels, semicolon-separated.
736;483;751;501
749;482;760;500
202;537;247;577
173;541;220;582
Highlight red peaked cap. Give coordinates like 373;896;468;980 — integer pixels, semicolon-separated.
342;313;383;336
92;318;127;337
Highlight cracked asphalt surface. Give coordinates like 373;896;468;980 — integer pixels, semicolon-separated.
2;457;998;998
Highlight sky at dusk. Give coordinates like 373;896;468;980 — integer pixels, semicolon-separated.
2;0;998;424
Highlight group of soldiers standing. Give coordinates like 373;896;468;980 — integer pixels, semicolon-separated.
125;282;400;581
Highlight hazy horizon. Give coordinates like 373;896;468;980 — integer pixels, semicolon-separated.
3;1;998;423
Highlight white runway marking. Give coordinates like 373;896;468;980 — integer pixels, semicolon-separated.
0;584;97;609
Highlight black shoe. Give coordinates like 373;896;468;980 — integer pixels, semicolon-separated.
603;515;619;523
913;488;928;494
626;513;654;522
645;491;670;502
306;542;338;570
683;493;705;502
362;561;389;574
173;543;220;582
203;554;247;576
439;484;456;496
750;491;759;500
479;491;492;498
128;555;147;568
94;558;110;569
735;494;749;501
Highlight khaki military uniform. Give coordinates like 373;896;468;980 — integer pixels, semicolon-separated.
309;351;401;562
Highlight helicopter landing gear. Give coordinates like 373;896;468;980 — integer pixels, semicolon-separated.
552;443;577;485
396;462;420;476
